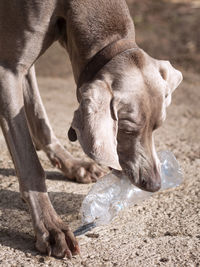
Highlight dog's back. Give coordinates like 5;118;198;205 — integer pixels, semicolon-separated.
0;0;58;71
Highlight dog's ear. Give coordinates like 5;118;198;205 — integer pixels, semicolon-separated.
158;60;182;108
159;61;183;92
68;80;121;170
68;126;77;142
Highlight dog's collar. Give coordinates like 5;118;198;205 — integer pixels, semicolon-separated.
77;39;137;93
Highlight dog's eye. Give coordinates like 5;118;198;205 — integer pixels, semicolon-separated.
123;130;138;135
119;118;142;130
118;121;140;136
118;128;138;136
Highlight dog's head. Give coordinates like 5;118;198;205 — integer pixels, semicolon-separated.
69;48;182;192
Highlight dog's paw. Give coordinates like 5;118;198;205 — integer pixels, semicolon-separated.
69;160;105;183
35;224;79;259
33;194;79;258
46;143;105;183
57;158;105;183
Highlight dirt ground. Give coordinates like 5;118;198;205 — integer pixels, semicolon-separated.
0;1;200;266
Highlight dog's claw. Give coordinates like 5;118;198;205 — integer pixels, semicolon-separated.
64;229;80;256
47;246;51;257
65;249;72;260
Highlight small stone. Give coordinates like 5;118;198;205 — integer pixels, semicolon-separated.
85;233;99;238
25;253;31;258
164;231;172;236
87;254;95;259
38;257;45;263
159;258;169;262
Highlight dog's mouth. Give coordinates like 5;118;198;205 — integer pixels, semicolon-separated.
115;160;161;192
124;167;161;192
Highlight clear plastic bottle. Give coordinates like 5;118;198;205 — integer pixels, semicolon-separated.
158;150;183;190
74;151;183;235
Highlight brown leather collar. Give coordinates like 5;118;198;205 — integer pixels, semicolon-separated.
77;39;137;91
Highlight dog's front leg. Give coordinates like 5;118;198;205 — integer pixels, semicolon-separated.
0;67;79;258
23;66;104;183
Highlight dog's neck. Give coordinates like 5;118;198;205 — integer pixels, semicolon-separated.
76;39;138;102
63;0;135;83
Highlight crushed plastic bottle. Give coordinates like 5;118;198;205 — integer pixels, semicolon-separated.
158;150;183;190
74;151;183;235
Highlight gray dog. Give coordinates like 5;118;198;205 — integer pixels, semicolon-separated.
0;0;182;259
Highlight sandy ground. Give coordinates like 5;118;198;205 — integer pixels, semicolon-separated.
0;1;200;266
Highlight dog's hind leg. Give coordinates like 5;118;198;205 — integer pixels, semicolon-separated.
23;65;104;183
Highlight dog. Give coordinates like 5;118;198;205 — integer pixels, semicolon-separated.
0;0;182;259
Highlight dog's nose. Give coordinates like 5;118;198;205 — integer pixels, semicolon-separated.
140;175;161;192
139;166;161;192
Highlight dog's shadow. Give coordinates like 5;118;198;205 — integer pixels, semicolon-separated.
0;167;73;181
0;168;86;256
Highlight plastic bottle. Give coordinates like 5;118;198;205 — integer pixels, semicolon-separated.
73;151;183;236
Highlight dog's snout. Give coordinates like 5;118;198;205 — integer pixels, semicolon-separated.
138;168;161;192
148;163;161;191
122;161;161;192
144;173;161;192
